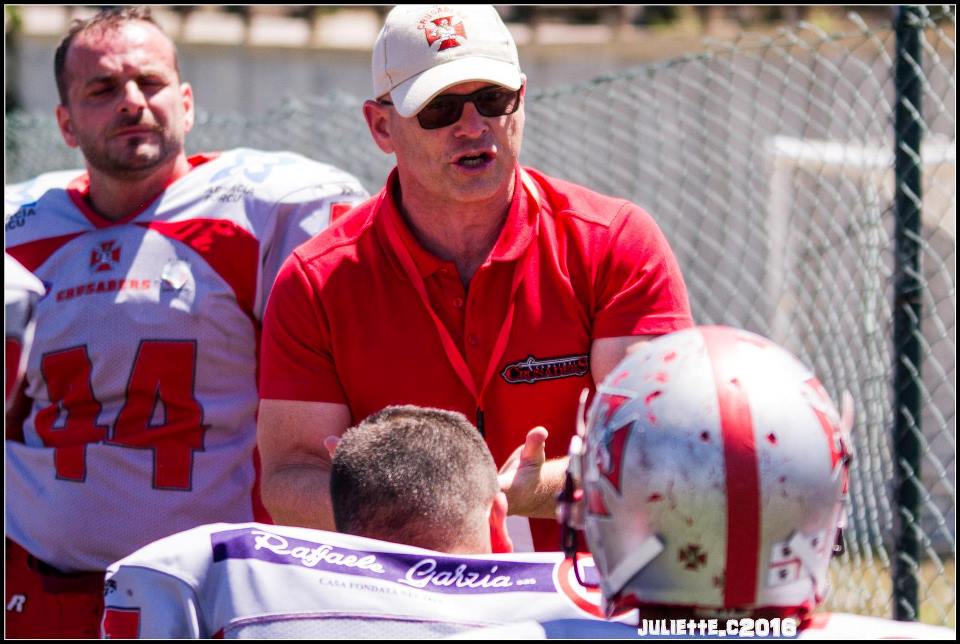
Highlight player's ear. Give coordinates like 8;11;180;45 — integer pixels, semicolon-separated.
180;82;195;134
362;99;396;155
56;104;79;149
488;492;513;554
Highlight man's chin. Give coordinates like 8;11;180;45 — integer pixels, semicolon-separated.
94;147;170;176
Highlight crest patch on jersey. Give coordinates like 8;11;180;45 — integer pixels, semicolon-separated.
90;240;121;273
160;259;192;292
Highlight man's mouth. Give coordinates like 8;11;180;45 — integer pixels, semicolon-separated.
455;152;494;168
113;124;159;138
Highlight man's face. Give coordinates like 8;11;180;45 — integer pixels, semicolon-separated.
386;81;525;207
55;20;194;178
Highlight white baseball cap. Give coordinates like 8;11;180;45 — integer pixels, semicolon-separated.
372;5;522;117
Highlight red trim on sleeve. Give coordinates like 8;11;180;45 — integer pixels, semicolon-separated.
5;338;22;401
702;326;761;608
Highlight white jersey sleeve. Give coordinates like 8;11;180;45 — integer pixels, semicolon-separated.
4;150;368;573
5;253;46;408
101;524;624;639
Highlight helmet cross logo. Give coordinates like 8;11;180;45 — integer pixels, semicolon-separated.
678;544;707;570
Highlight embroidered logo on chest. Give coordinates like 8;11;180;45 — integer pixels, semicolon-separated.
90;240;121;273
501;354;590;385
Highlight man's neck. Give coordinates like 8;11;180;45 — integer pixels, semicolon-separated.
86;154;192;221
397;172;516;287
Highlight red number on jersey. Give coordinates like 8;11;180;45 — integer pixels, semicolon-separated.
35;341;206;488
6;337;23;400
34;346;109;481
112;341;207;490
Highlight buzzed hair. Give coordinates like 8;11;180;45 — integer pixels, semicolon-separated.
331;405;500;552
54;6;180;105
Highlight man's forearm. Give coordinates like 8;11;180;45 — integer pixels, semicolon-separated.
261;463;337;530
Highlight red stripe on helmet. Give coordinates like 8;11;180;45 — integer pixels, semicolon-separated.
702;326;761;608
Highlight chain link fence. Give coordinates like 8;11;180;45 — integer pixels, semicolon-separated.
5;7;955;628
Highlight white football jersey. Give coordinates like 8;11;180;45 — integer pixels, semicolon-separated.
4;149;368;572
5;253;46;407
101;523;624;638
453;613;955;639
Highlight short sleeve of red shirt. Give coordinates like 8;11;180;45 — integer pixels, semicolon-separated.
259;253;346;403
592;203;693;338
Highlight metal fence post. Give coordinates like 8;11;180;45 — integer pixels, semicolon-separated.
892;4;924;622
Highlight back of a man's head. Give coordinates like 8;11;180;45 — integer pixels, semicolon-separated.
331;405;500;553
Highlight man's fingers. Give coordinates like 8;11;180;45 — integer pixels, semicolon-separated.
520;426;548;463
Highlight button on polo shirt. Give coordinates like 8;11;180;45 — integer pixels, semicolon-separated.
261;165;693;551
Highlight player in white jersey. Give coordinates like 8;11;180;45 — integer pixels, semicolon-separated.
101;523;617;638
102;406;634;637
454;327;954;639
5;254;46;410
4;7;367;638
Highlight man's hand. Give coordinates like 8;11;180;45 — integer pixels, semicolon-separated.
497;427;568;519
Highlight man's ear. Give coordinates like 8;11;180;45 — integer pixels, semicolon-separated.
180;82;195;134
362;100;396;155
488;492;513;554
56;104;79;149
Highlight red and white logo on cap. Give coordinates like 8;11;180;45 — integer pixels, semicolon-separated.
418;8;466;51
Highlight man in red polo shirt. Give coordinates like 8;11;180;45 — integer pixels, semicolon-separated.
258;4;693;551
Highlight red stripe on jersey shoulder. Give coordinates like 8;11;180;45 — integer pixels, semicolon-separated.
138;219;259;318
701;326;761;609
8;232;86;272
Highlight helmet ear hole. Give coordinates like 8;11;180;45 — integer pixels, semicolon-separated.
579;326;850;617
833;529;845;556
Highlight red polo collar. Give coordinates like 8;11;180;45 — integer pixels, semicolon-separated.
377;166;537;279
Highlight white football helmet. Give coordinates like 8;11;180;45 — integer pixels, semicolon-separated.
560;326;852;619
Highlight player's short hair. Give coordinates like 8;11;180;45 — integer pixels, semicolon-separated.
331;405;500;552
54;6;180;105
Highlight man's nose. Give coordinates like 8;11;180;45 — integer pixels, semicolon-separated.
453;100;489;137
117;80;147;113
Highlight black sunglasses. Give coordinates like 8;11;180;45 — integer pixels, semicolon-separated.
380;86;522;130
